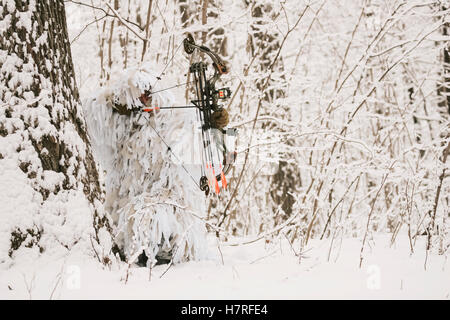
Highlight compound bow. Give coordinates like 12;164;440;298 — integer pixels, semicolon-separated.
141;34;237;196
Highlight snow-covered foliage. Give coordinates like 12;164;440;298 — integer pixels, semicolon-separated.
1;0;448;279
65;0;449;263
83;65;208;264
0;0;448;300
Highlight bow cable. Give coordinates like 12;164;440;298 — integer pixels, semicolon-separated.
144;113;201;190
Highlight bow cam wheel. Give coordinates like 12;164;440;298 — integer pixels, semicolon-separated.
199;175;210;196
183;33;195;54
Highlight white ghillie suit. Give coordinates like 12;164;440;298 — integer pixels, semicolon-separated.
83;66;208;264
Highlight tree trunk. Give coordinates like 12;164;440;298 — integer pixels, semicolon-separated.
245;0;296;219
0;0;112;262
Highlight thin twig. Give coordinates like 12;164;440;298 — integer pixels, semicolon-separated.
66;0;144;30
102;0;146;41
359;161;396;268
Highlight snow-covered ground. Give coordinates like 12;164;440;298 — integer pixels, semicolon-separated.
0;234;448;300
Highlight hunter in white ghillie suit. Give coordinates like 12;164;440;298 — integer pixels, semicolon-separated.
83;66;208;265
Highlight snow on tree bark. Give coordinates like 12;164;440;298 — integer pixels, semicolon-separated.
0;0;112;265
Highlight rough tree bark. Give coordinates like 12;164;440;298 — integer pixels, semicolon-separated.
0;0;112;263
